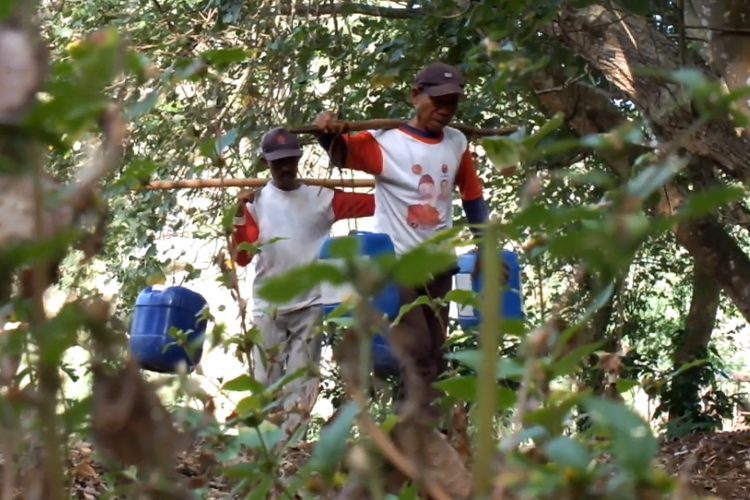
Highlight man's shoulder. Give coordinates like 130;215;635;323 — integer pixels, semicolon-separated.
444;126;466;141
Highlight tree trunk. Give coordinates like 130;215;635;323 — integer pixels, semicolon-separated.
541;4;750;182
530;67;750;322
667;261;720;422
674;262;720;368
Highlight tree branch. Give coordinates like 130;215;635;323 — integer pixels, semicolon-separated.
271;3;420;19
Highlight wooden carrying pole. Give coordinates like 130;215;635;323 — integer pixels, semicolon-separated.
285;119;517;138
145;178;375;190
142;119;516;191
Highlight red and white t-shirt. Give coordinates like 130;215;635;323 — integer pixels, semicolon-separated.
337;126;484;255
231;183;375;314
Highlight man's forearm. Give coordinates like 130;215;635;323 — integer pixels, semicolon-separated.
462;197;489;239
317;133;348;167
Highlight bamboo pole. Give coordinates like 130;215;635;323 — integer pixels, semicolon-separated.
141;119;517;191
286;119;517;138
144;177;376;190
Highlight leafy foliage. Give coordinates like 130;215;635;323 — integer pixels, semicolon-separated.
2;0;750;498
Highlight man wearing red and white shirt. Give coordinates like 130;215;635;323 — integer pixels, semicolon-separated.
230;127;375;436
314;62;489;421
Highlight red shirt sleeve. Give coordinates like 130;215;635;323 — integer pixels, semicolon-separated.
341;132;384;175
331;190;375;221
230;204;259;267
455;147;484;201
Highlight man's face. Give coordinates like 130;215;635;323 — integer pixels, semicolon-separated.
419;181;435;201
412;90;460;133
268;156;300;190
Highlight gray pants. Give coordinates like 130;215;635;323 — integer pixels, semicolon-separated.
252;305;323;436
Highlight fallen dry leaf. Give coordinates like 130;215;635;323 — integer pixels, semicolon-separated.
72;462;98;480
185;475;210;490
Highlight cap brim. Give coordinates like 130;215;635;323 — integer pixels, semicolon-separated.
263;149;303;161
423;83;464;96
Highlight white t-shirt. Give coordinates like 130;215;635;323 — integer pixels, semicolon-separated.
230;183;374;315
338;126;484;255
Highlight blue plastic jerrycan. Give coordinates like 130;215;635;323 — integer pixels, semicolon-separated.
128;285;209;374
319;231;400;377
454;249;524;330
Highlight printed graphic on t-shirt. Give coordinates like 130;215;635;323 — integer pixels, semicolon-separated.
406;165;450;229
438;164;451;202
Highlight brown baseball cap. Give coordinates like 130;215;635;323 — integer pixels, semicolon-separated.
414;62;465;96
260;128;303;161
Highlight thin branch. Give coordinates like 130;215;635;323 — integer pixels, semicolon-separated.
270;3;421;19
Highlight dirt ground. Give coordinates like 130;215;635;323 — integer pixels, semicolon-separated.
656;430;750;500
62;429;750;500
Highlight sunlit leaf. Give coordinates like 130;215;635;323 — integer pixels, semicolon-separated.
257;262;348;303
582;397;658;475
433;375;516;409
672;186;745;221
544;435;591;470
550;341;604;377
390;245;456;287
201;47;252;67
482;136;520;170
615;379;640;393
235;421;283;450
308;401;358;472
223;374;265;392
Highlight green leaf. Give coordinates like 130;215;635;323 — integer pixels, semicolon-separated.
201;47;252;67
234;395;262;416
0;0;19;22
308;401;358;472
392;295;432;326
524;393;583;437
432;375;516;409
222;374;265;392
671;186;745;221
380;414;402;433
235;421;283;450
482;136;520;170
267;366;308;394
522;112;564;151
445;350;525;380
565;281;615;334
222;461;257;479
626;157;686;200
499;425;549;451
444;289;479;311
126;90;160;119
390;245;456;287
670;358;708;377
616;379;640;394
669;68;707;91
215;129;239;154
582;397;658;475
550;341;604;377
257;262;348;303
544;435;591;471
245;475;274;500
327;236;360;260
